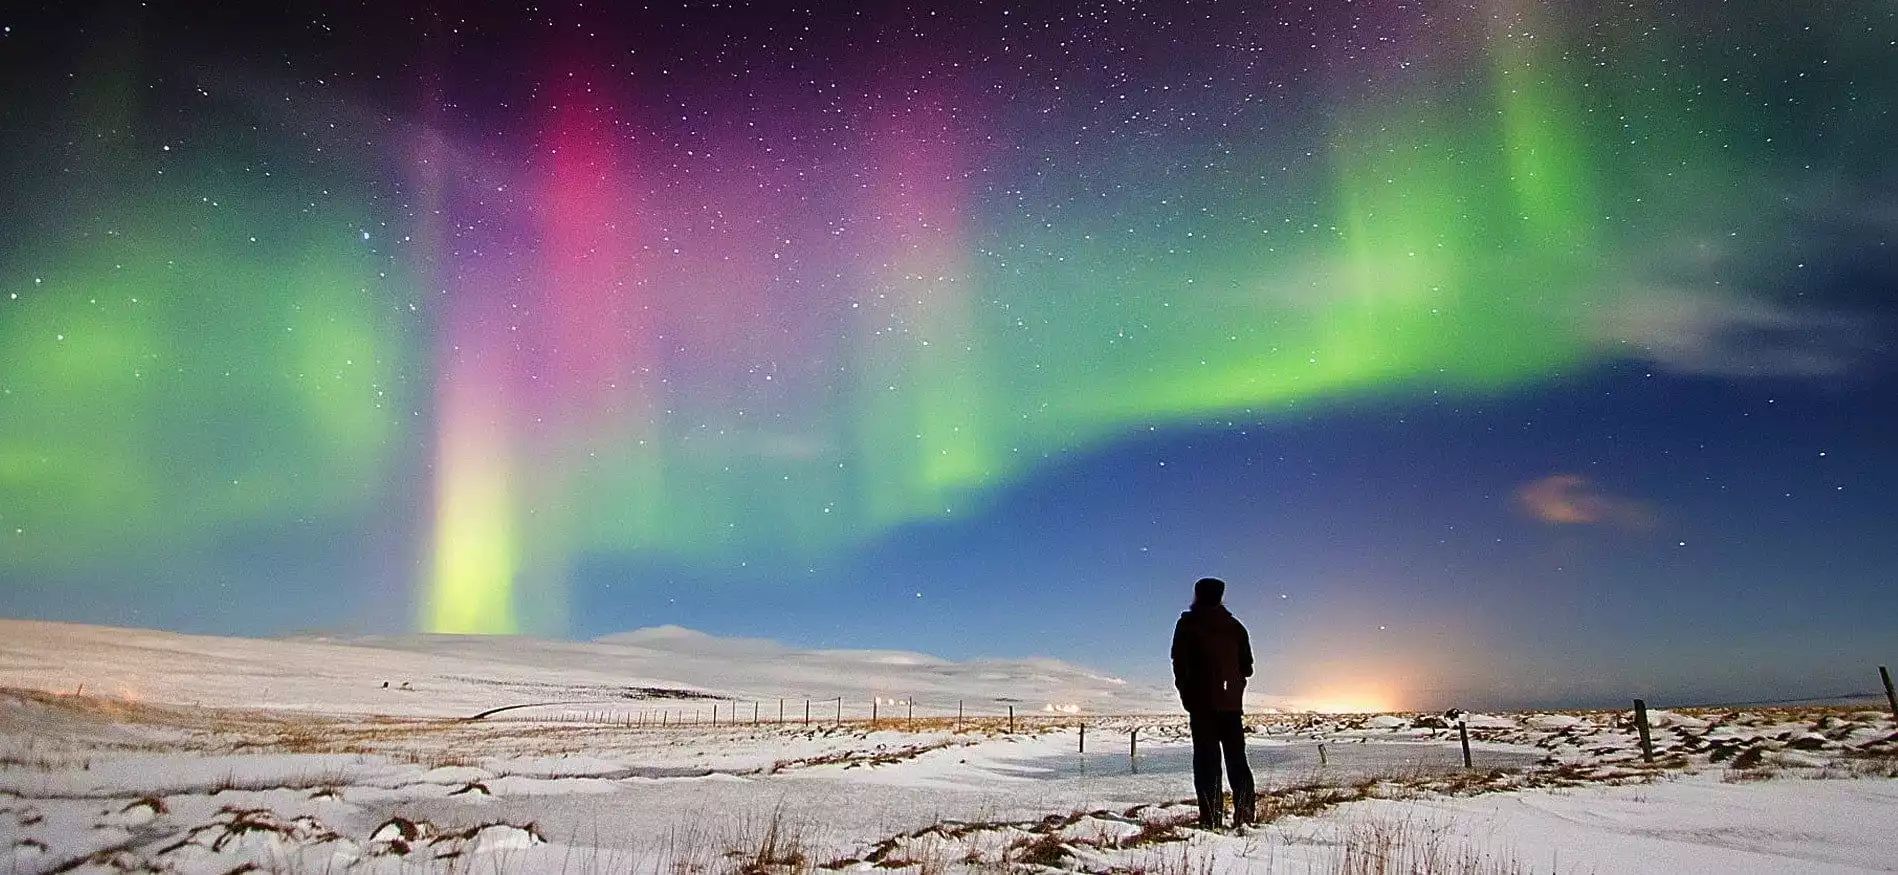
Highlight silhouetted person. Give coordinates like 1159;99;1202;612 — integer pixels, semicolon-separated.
1171;576;1255;828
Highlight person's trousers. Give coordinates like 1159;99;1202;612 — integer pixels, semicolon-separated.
1189;709;1254;824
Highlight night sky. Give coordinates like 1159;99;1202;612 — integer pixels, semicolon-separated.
2;1;1894;711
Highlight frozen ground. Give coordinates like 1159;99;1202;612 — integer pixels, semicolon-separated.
2;619;1895;873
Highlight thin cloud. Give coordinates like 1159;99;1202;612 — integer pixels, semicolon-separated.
1594;287;1872;378
1589;173;1891;380
1515;475;1657;530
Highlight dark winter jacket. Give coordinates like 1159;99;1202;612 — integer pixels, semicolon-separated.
1171;604;1252;713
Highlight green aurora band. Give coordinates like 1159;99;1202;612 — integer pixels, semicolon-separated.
1;1;1888;633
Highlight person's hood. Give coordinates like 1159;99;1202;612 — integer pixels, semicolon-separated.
1181;604;1233;619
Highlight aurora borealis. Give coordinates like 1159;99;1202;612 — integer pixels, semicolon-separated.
3;1;1894;708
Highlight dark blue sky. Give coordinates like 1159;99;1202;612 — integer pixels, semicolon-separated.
556;362;1898;709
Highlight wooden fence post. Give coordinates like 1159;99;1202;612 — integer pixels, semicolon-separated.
872;698;878;727
753;701;759;724
1881;666;1897;721
1458;721;1472;769
835;697;842;726
1633;699;1654;763
957;700;963;731
804;700;810;726
1318;742;1327;766
1130;727;1139;774
1079;722;1086;754
908;698;914;724
779;698;785;724
1008;705;1014;734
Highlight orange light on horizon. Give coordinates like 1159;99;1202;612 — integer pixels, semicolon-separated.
1290;685;1401;714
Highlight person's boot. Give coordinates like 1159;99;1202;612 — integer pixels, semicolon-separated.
1232;791;1255;828
1196;793;1224;829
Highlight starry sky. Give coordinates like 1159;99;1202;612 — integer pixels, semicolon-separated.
2;0;1894;711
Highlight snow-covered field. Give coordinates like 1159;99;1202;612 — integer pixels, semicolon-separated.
2;619;1895;874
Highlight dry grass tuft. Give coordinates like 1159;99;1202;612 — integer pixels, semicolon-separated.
1108;842;1217;875
1120;813;1198;848
733;807;809;875
1721;764;1780;783
1008;831;1069;869
1333;815;1537;875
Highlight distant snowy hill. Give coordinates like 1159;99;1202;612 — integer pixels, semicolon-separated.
0;618;1201;718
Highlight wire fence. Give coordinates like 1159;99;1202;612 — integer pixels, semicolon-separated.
465;664;1898;735
472;696;1097;729
448;664;1898;778
1654;690;1884;710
